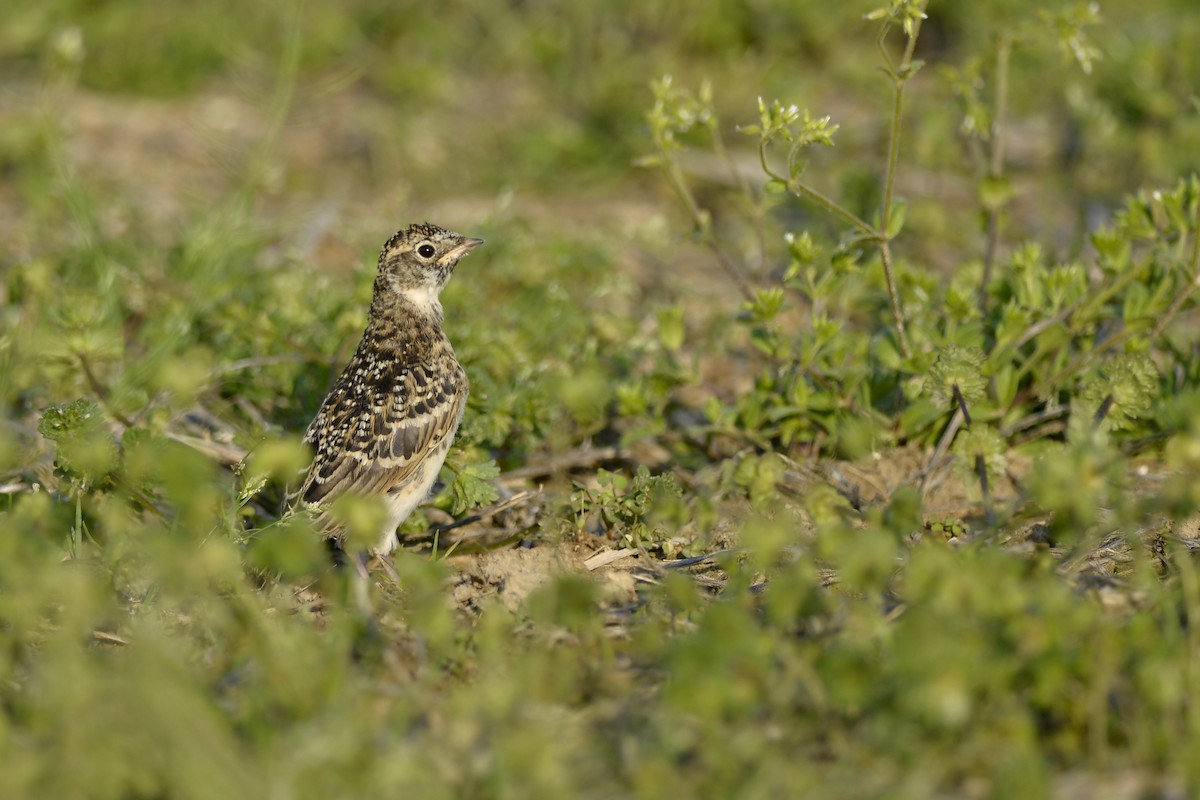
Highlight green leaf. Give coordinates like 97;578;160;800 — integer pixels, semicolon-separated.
38;399;118;486
979;175;1013;212
657;306;686;352
872;332;903;370
993;364;1019;407
1121;281;1152;323
732;453;785;509
897;399;946;440
38;398;104;443
952;425;1007;486
744;287;785;321
448;459;501;516
866;0;928;38
925;345;988;409
1077;354;1159;432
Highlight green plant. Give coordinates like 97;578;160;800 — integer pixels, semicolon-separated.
571;465;685;553
640;1;1196;511
6;1;1200;797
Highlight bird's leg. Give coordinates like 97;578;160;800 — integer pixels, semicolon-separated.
350;550;374;615
368;550;402;585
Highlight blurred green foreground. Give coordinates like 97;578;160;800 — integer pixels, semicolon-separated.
4;1;1200;797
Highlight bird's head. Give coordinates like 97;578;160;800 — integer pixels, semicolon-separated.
376;222;484;310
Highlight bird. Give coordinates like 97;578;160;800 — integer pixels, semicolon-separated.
288;222;483;561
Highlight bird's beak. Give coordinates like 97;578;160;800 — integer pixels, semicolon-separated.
440;236;485;265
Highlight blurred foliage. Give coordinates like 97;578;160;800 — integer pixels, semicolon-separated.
3;0;1200;797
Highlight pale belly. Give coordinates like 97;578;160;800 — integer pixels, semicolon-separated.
374;438;453;554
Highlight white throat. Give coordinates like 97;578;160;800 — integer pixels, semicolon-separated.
395;282;443;315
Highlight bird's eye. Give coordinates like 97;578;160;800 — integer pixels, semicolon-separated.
417;244;436;259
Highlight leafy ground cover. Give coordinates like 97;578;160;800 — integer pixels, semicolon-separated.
5;0;1200;796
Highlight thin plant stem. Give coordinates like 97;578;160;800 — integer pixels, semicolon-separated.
879;242;911;358
753;6;926;359
874;10;928;361
710;123;769;272
757;140;875;235
975;454;995;526
72;494;82;559
952;384;973;428
1174;538;1200;790
1092;394;1114;429
1000;403;1068;438
790;177;876;235
77;352;136;429
1150;188;1200;340
920;407;964;500
663;158;756;301
980;34;1012;315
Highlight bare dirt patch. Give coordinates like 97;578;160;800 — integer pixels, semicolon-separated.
448;542;584;614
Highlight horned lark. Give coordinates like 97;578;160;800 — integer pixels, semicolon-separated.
290;222;483;557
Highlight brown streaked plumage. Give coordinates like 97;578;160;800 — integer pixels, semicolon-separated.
289;222;483;555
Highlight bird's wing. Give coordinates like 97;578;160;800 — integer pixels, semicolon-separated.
288;358;467;521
